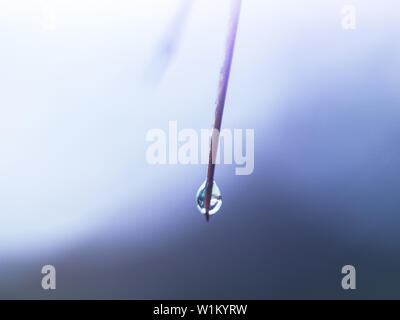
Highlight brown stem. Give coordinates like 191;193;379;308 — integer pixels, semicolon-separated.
205;0;242;221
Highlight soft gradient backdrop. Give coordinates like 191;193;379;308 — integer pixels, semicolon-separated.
1;0;399;299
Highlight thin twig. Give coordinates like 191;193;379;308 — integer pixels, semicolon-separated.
205;0;242;221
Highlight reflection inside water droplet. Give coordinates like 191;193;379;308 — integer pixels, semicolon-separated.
196;180;222;215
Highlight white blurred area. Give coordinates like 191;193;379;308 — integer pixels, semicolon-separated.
0;0;232;254
0;0;399;257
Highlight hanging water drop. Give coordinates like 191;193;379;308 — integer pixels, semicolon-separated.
196;180;222;215
194;0;241;219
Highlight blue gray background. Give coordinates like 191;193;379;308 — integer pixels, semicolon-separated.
1;0;399;299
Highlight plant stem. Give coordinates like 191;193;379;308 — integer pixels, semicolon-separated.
205;0;242;221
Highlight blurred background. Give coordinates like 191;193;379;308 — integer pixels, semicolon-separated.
1;0;400;299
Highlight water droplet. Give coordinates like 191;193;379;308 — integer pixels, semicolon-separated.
196;180;222;215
